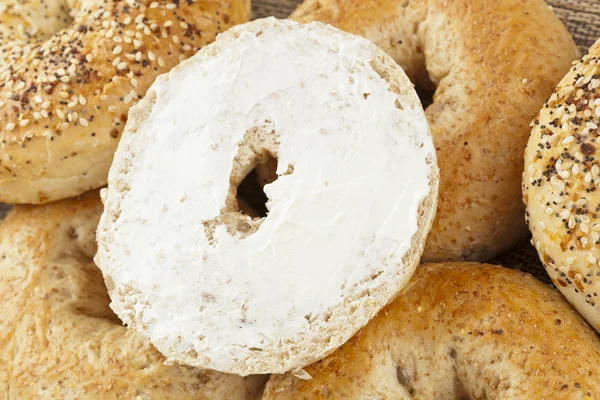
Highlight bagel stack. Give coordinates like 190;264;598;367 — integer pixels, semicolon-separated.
290;0;579;262
0;0;250;204
1;0;600;396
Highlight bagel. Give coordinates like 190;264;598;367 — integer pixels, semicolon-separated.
95;18;439;375
0;0;250;204
524;38;600;333
263;263;600;399
290;0;579;261
0;191;266;399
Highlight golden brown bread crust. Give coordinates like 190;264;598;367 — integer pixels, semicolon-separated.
291;0;579;261
263;263;600;399
524;38;600;333
0;191;266;399
0;0;250;204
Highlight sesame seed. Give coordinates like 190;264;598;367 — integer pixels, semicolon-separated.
158;57;165;67
166;3;177;9
6;123;15;131
150;1;158;8
80;118;89;127
19;120;30;127
563;135;574;145
117;62;128;70
79;95;87;106
34;96;43;104
113;46;123;55
164;21;173;27
41;101;51;109
148;51;156;61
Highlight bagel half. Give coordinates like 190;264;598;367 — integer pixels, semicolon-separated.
291;0;579;261
0;191;266;399
95;18;439;375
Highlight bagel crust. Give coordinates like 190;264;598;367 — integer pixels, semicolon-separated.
524;38;600;333
95;18;439;375
263;263;600;399
0;191;266;399
291;0;579;261
0;0;250;204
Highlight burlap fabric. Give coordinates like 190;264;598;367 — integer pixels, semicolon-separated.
1;0;598;283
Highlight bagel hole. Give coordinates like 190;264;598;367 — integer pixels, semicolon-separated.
414;74;437;109
416;85;435;109
236;153;278;218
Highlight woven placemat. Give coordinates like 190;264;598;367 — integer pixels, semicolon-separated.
2;0;598;284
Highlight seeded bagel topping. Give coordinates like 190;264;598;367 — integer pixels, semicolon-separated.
0;0;249;204
0;0;211;145
525;39;600;329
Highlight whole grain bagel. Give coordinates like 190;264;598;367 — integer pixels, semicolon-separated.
263;263;600;399
0;0;250;204
95;18;439;375
290;0;579;261
0;191;266;399
524;38;600;333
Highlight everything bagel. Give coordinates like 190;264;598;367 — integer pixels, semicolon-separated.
524;38;600;333
0;0;249;204
291;0;579;261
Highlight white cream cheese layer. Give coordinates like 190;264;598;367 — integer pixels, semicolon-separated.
97;18;436;373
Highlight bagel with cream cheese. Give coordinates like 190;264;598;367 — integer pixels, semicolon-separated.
263;263;600;399
524;38;600;334
95;18;439;375
290;0;579;261
0;191;265;399
0;0;250;204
